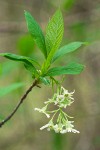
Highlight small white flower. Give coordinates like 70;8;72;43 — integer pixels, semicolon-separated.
61;86;75;99
40;121;54;131
53;123;65;133
53;124;61;133
34;106;50;118
66;121;74;128
60;128;79;134
65;128;80;133
53;124;60;133
60;129;67;134
40;123;50;130
71;129;80;133
57;95;65;102
65;120;80;134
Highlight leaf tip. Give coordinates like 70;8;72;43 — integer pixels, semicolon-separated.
24;10;27;15
24;10;31;17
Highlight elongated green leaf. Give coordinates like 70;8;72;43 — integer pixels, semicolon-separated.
45;9;64;55
0;53;39;66
0;83;24;98
24;11;47;58
52;42;86;62
46;62;84;76
0;53;39;74
44;10;64;70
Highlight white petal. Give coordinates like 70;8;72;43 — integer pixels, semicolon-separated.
45;113;50;118
67;128;72;132
60;130;67;134
72;129;80;133
47;128;50;131
53;124;59;133
34;108;41;112
40;124;49;130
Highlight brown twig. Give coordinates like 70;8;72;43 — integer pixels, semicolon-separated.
0;79;39;128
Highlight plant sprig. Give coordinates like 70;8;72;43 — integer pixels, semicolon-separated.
0;9;86;130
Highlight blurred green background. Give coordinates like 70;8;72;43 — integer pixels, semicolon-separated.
0;0;100;150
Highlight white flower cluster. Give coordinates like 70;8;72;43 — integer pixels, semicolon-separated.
34;86;79;134
45;86;75;108
40;120;79;134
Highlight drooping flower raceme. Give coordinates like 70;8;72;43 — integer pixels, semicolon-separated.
34;86;79;134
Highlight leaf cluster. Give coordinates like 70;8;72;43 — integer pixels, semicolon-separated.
0;9;86;85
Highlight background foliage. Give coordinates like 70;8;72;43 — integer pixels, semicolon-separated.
0;0;100;150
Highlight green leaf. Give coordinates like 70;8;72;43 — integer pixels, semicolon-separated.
24;11;47;58
0;53;39;66
52;42;86;62
0;53;39;75
44;9;64;69
39;77;50;85
46;62;84;76
0;83;24;98
45;9;64;55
